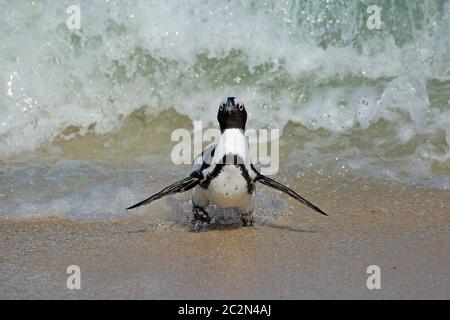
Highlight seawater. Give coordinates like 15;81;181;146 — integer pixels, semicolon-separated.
1;0;449;219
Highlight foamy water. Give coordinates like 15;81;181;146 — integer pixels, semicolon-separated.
1;0;450;219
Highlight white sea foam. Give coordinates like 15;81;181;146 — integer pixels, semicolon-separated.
0;1;450;220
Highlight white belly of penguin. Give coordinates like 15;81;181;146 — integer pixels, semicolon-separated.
205;165;250;208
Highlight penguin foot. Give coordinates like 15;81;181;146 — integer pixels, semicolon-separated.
241;212;254;227
193;206;211;223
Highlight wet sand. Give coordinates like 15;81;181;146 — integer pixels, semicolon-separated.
0;175;449;299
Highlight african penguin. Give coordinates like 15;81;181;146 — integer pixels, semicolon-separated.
127;97;327;226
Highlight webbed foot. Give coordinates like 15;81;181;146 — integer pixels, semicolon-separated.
193;205;211;223
241;211;254;227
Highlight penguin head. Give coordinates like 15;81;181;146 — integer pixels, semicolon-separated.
217;97;247;132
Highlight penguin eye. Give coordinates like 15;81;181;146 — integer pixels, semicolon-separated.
219;104;224;111
238;103;244;111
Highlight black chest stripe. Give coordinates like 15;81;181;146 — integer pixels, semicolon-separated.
238;163;255;193
199;160;224;189
200;154;255;193
198;147;216;172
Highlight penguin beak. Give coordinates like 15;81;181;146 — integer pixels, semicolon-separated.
224;103;236;113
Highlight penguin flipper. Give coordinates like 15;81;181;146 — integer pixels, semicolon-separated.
253;169;327;216
127;174;200;210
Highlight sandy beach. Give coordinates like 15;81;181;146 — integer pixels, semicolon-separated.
1;174;448;299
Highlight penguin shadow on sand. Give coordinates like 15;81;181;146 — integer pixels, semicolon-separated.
165;193;318;233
